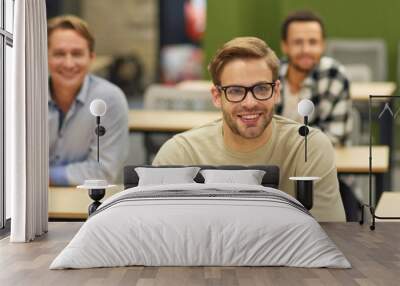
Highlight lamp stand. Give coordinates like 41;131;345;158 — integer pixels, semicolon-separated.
95;116;106;163
290;177;319;210
88;188;106;215
298;116;310;162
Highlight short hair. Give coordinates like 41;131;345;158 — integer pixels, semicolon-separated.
281;10;325;41
208;37;279;85
47;15;95;53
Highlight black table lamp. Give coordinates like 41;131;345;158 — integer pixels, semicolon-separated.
77;99;113;215
297;99;314;162
290;99;319;210
89;99;107;162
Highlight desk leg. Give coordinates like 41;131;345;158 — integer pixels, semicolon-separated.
88;188;105;215
375;173;384;206
143;133;151;164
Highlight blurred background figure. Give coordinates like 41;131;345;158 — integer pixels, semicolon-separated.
276;10;358;221
48;15;129;186
276;10;352;146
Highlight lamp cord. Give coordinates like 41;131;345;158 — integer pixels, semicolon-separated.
96;116;100;163
97;129;100;163
304;116;308;162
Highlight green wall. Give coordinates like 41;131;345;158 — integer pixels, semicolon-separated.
204;0;281;75
204;0;400;81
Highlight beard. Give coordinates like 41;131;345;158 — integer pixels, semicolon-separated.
287;54;318;74
222;106;274;139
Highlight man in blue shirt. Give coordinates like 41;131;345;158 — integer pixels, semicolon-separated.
48;15;129;186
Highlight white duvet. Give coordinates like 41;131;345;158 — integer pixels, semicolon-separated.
50;183;351;269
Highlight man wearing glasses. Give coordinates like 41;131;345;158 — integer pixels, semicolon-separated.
153;37;345;222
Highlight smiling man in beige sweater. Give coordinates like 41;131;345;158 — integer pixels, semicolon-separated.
153;37;345;222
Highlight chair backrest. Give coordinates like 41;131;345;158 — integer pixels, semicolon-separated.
176;80;213;91
344;64;373;82
348;106;362;145
124;165;280;189
325;38;387;81
143;84;217;111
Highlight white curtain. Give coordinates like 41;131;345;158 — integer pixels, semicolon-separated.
7;0;48;242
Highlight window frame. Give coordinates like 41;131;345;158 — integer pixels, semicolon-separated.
0;0;14;231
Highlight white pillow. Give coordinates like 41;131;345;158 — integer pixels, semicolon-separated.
135;167;201;186
200;169;266;185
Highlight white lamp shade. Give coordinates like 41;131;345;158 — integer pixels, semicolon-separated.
298;99;314;117
90;99;107;117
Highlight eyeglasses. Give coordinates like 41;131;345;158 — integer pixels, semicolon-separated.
217;82;276;103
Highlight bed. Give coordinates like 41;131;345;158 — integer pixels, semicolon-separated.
50;165;350;269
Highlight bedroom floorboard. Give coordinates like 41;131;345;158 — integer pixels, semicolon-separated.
0;222;399;286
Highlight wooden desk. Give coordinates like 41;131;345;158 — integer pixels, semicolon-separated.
335;145;388;173
129;109;221;132
49;146;388;219
130;109;389;201
350;81;396;101
130;109;389;172
336;146;389;203
376;191;400;220
49;185;123;219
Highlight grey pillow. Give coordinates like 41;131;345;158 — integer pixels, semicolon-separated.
200;169;266;185
135;167;201;186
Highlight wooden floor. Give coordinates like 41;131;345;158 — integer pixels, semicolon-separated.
1;222;400;286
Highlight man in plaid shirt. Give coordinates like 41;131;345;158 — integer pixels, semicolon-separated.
277;11;359;222
276;10;352;146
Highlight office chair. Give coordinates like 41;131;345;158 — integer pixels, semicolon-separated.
325;38;387;81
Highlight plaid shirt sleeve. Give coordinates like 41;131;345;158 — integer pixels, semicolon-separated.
311;59;352;146
277;57;352;146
